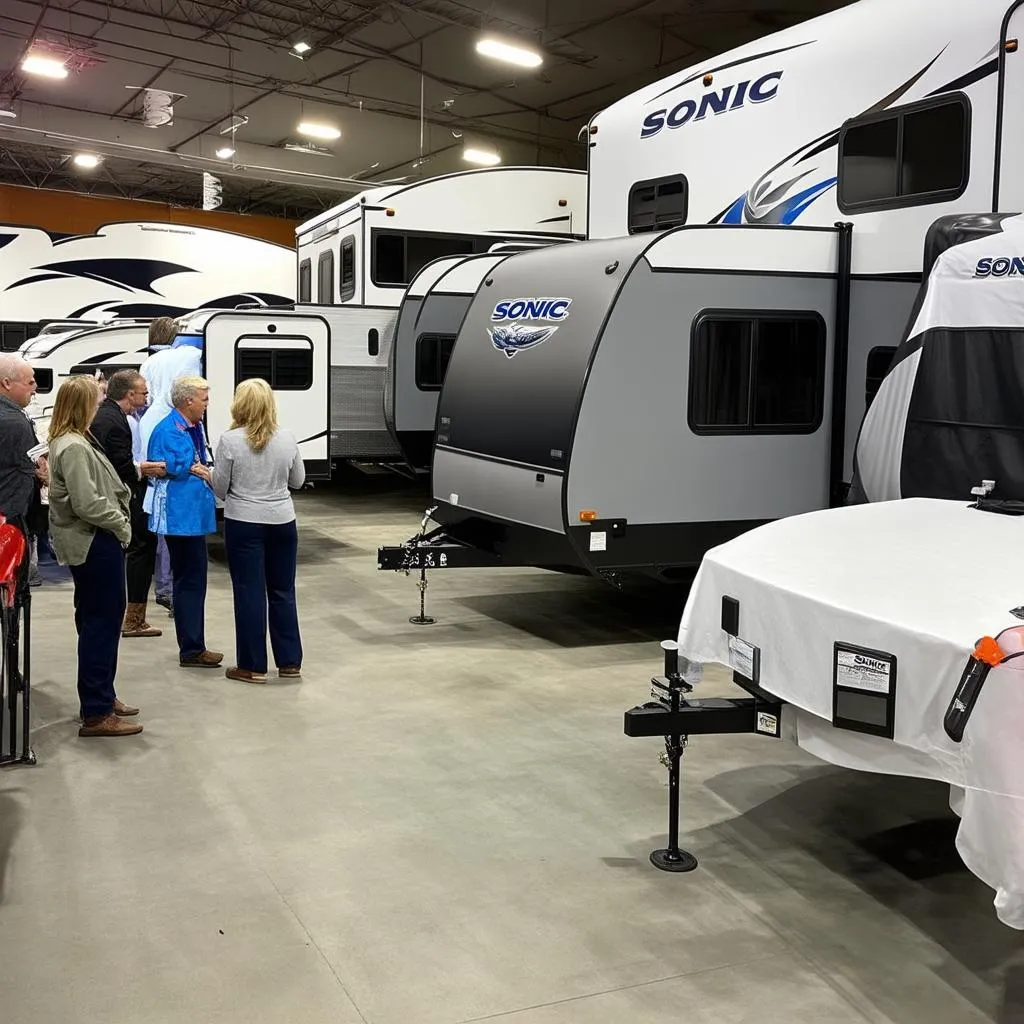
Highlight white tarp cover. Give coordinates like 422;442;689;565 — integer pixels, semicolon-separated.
676;497;1024;928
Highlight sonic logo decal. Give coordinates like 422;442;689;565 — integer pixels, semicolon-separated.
488;296;571;358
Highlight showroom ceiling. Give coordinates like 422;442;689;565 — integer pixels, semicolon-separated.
0;0;850;220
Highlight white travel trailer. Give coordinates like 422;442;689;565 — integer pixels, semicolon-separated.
22;309;331;479
294;166;587;464
0;220;294;350
378;0;1024;582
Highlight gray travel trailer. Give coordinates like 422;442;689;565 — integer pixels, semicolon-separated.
383;243;574;474
378;0;1024;583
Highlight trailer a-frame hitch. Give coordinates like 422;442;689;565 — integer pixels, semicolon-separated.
624;641;784;871
376;506;501;624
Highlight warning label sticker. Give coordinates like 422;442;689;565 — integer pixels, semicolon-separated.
835;648;894;695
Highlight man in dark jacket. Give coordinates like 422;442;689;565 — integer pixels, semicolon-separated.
0;354;46;691
91;369;166;637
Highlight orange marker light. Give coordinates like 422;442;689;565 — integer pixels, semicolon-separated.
1007;39;1019;53
579;510;598;522
973;636;1005;667
385;208;396;217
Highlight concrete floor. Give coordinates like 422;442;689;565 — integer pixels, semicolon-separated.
1;471;1022;1024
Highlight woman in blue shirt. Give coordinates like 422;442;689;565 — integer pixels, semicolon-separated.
147;375;222;668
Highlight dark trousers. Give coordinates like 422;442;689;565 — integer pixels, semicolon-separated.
166;535;208;659
69;530;126;719
126;492;158;604
224;519;302;674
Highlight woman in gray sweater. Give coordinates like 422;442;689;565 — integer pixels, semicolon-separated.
213;379;305;683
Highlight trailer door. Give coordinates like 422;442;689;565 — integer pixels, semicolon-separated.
997;12;1024;210
203;311;331;480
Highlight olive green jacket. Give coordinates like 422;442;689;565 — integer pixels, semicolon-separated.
48;432;132;566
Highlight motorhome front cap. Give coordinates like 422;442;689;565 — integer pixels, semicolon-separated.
640;70;784;140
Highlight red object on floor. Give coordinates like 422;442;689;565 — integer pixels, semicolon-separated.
0;513;26;608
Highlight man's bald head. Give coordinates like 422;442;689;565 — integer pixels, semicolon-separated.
0;355;37;409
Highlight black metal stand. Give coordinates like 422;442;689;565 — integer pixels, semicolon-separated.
409;567;435;626
1;582;36;769
648;641;697;872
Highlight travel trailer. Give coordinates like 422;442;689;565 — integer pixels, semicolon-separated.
378;0;1024;581
383;244;574;474
0;220;294;349
22;309;331;479
293;166;587;464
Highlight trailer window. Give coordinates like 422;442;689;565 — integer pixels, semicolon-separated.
865;345;896;408
32;367;53;394
340;236;356;302
298;260;312;303
371;230;489;288
689;312;826;435
0;322;35;352
839;95;969;212
416;333;457;391
628;175;688;234
236;346;313;391
317;251;334;303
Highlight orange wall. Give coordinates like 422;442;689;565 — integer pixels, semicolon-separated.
0;182;297;248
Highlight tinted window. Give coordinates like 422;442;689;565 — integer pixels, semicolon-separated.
33;367;54;393
317;252;334;303
298;260;312;303
416;333;457;390
236;346;313;391
628;175;688;234
340;237;356;302
839;96;968;212
0;322;34;352
690;313;826;435
372;231;490;287
865;346;896;408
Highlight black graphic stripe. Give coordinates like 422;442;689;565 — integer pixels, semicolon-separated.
928;56;1000;96
647;39;815;103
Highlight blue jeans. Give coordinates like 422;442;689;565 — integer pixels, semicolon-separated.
69;530;126;719
224;519;302;673
166;535;208;659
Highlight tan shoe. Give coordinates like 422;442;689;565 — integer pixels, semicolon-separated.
122;602;162;638
278;666;302;679
113;698;140;717
79;713;143;737
180;650;224;668
225;667;267;684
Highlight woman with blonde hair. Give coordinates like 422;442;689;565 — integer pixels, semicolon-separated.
213;378;305;683
47;376;142;737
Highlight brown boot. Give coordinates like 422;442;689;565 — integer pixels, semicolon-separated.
180;650;224;668
79;713;143;737
122;602;162;638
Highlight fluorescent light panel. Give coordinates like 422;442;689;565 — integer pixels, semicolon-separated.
72;153;100;169
463;146;501;166
475;37;542;68
297;120;340;140
292;41;311;54
215;146;235;159
22;54;69;79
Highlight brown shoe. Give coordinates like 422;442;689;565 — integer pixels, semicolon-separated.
279;666;302;679
79;713;143;737
113;698;140;717
180;650;224;668
225;667;267;684
122;602;162;638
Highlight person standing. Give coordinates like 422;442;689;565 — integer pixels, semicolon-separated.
0;355;47;687
147;376;222;668
47;376;142;737
91;370;167;637
214;379;304;683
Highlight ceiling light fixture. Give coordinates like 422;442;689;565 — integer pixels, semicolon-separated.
297;120;340;141
0;109;16;120
215;146;235;159
475;37;543;69
463;146;501;166
292;41;311;54
72;152;101;169
22;54;69;79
